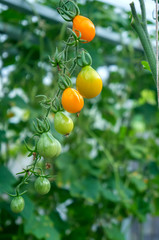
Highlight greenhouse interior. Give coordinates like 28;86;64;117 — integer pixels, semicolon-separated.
0;0;159;239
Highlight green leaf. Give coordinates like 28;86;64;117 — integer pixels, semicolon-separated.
24;214;60;240
21;195;35;220
141;61;151;72
105;225;125;240
0;165;16;194
11;95;27;108
0;130;7;142
101;187;120;202
55;153;73;169
129;174;147;192
70;177;100;202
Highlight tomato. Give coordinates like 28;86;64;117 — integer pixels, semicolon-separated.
73;15;95;43
61;88;84;113
76;66;102;98
37;132;61;158
34;177;51;195
54;112;74;135
10;196;25;213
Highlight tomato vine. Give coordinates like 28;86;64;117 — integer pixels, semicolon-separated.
8;0;103;213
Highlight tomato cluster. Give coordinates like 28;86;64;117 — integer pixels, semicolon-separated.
10;0;103;214
10;176;51;213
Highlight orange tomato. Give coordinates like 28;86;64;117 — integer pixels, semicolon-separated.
61;88;84;113
73;15;95;43
76;66;103;98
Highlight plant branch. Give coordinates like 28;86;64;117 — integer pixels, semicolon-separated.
130;2;156;83
139;0;155;60
139;0;147;32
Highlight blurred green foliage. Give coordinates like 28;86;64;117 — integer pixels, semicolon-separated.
0;0;159;240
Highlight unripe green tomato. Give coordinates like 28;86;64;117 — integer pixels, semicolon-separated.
10;196;25;213
37;132;61;158
34;177;51;195
54;112;74;135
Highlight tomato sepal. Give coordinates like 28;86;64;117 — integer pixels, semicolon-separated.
77;49;92;68
57;0;80;22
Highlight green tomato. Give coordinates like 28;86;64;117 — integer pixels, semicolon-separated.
10;196;25;213
37;132;61;158
54;112;74;135
34;177;51;195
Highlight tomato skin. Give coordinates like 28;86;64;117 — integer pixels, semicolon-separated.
37;132;61;158
10;196;25;213
62;88;84;113
73;15;95;43
76;66;103;99
54;112;74;135
34;177;51;195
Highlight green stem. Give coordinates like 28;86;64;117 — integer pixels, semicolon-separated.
70;43;79;75
130;2;156;83
15;155;39;195
139;0;147;32
63;36;72;74
138;0;156;63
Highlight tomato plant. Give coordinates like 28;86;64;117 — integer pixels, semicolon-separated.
10;196;25;213
62;88;84;113
73;15;95;43
76;65;103;98
7;0;100;214
1;0;159;239
34;177;51;195
54;112;74;135
37;132;61;159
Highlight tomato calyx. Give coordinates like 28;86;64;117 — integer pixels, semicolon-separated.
57;0;80;22
77;49;92;68
76;112;80;117
51;95;64;113
58;73;72;90
50;48;64;71
64;28;87;46
33;117;50;134
8;188;27;198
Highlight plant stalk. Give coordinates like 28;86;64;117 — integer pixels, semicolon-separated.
130;2;156;83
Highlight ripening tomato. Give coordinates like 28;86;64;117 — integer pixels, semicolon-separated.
10;196;25;213
62;88;84;113
76;66;103;99
73;15;95;43
54;112;74;135
34;177;51;195
37;132;61;158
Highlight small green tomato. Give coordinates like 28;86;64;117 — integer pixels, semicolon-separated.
54;112;74;135
34;177;51;195
37;132;61;158
10;196;25;213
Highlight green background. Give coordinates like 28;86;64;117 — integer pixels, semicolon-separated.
0;0;159;239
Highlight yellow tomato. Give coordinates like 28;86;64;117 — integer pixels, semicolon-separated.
76;66;102;99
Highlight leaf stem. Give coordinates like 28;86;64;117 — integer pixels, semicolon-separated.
130;2;156;83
